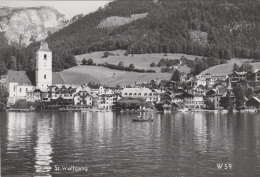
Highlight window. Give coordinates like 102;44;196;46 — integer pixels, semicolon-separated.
44;54;47;60
26;88;28;92
20;88;22;92
44;74;46;79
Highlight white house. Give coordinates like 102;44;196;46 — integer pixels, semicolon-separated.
121;87;159;102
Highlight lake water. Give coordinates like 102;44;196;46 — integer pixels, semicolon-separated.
1;111;260;177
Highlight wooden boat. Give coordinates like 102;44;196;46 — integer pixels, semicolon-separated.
178;108;189;112
132;116;153;122
132;118;153;122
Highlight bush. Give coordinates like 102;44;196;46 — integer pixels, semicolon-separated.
102;62;155;73
102;51;115;58
88;58;94;65
150;62;156;67
82;58;87;65
129;64;135;69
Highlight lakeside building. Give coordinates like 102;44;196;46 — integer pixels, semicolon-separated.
6;41;64;105
121;87;160;102
4;40;260;111
195;73;228;88
229;70;260;89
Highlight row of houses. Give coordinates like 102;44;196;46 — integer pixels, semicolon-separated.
5;70;260;111
3;41;260;111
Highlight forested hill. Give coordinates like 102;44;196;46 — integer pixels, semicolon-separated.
1;0;260;74
46;0;260;58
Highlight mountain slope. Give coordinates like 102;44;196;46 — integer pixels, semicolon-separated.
45;0;260;61
0;6;68;47
1;0;260;74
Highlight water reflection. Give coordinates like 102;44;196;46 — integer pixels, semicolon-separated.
34;113;53;176
1;111;260;176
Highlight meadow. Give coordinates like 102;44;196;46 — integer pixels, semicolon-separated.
59;50;259;86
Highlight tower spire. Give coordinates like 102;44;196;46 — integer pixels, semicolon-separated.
38;40;51;52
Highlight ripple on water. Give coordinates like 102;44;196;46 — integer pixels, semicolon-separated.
1;111;260;176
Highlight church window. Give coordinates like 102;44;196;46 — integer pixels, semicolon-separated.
44;74;46;79
44;54;47;60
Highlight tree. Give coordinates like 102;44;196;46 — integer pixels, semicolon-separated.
88;58;93;65
204;96;214;109
103;51;109;58
245;88;253;99
150;62;156;67
0;86;9;111
0;60;7;76
82;58;87;65
219;90;233;109
129;63;135;70
233;85;246;108
27;59;35;71
232;63;239;72
8;56;17;70
239;63;253;72
171;69;181;82
118;61;124;68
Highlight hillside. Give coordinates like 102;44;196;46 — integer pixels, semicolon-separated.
0;6;67;47
45;0;260;60
200;62;260;75
75;50;202;73
59;50;202;86
59;65;172;86
1;0;260;74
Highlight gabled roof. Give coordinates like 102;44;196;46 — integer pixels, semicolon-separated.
251;96;260;103
8;70;64;86
196;84;205;89
7;70;33;85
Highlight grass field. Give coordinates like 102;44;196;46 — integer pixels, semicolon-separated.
59;50;260;86
75;50;202;73
59;65;172;86
62;50;202;86
200;62;260;75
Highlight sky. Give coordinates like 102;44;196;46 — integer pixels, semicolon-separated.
0;1;111;19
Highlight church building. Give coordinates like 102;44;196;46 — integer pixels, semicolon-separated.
6;41;64;105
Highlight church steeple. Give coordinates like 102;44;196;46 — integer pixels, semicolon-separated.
38;40;51;52
36;41;52;89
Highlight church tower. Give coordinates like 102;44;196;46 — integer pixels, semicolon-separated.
36;41;52;89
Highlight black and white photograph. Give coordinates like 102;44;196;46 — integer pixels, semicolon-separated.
0;0;260;176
